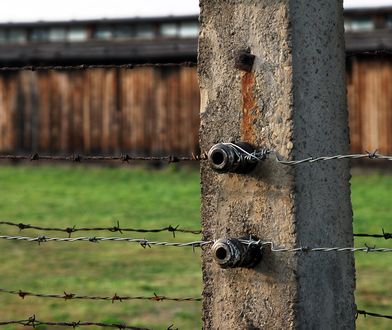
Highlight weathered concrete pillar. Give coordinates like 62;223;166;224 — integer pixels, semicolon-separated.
199;1;355;329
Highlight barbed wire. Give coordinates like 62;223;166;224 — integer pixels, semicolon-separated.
0;315;151;329
274;150;392;165
256;240;392;253
212;144;392;166
0;62;197;72
0;288;201;303
229;147;392;165
347;49;392;58
0;234;211;249
0;221;201;237
0;153;206;163
354;229;392;240
1;234;392;253
2;221;389;239
2;150;391;165
356;310;392;320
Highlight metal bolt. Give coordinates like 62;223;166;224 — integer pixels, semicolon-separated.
212;238;262;269
207;142;258;174
235;51;256;72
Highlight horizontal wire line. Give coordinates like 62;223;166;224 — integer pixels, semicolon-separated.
0;62;197;72
274;151;392;165
0;221;201;237
357;309;392;320
0;234;212;248
2;150;391;165
0;315;151;329
0;288;201;303
1;235;392;253
0;153;206;162
0;48;389;72
2;221;388;239
354;230;392;240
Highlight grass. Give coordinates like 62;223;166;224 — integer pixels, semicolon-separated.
0;165;390;329
0;165;202;330
352;171;392;330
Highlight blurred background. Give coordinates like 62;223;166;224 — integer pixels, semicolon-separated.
0;0;391;329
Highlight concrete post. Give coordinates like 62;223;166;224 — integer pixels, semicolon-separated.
199;1;355;329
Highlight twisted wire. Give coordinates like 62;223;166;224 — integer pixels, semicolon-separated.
354;229;392;240
0;153;206;163
1;234;392;253
357;309;392;320
0;315;151;329
228;147;392;165
0;221;201;237
0;62;197;72
273;150;392;165
0;234;211;249
256;240;392;253
0;288;201;303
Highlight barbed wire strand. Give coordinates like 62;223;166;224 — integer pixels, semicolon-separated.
0;221;201;237
347;49;392;58
0;234;211;249
2;221;390;240
0;288;201;303
2;220;389;240
0;49;390;72
274;150;392;165
354;229;392;240
0;62;197;72
0;315;151;329
356;310;392;320
226;145;392;165
0;153;206;163
1;234;392;253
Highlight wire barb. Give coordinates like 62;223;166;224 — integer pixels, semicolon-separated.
0;221;201;236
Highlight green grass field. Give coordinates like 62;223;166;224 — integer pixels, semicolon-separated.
0;165;390;329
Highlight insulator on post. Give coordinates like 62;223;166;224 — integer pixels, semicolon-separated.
207;142;266;174
211;238;262;269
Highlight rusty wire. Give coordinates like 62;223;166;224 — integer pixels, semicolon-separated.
0;221;201;237
0;62;197;72
0;315;151;329
356;309;392;320
0;288;201;303
0;153;205;163
1;234;392;253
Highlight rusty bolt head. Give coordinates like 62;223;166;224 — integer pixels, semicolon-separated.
235;51;256;72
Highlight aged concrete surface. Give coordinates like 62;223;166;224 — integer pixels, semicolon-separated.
199;1;355;329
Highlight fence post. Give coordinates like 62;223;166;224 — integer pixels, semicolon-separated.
199;1;356;329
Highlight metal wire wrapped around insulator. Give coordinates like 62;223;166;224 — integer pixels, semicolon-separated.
207;142;268;173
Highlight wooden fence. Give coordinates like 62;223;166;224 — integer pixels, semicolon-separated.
0;67;200;156
0;57;391;156
347;57;392;154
